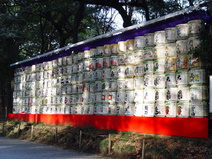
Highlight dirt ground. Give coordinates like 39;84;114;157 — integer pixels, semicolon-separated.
0;120;212;159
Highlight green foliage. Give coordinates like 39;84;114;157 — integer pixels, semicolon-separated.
99;138;109;155
190;26;212;68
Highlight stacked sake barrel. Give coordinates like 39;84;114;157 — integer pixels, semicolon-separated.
12;19;208;117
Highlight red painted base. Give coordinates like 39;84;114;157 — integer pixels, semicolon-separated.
8;113;208;138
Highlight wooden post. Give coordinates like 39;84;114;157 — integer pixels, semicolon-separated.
142;139;145;159
79;130;82;149
2;120;5;134
16;123;20;137
55;127;58;141
108;134;111;154
31;125;34;139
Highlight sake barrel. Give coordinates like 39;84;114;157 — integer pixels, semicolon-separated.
144;74;154;87
77;52;83;62
154;58;165;73
111;43;118;55
88;93;95;103
117;79;125;90
143;102;155;117
165;43;176;57
108;79;117;91
117;65;126;78
96;58;103;69
76;73;83;84
82;104;88;114
67;55;73;65
76;84;83;94
125;65;134;78
125;102;134;116
154;74;165;88
87;105;94;114
70;74;77;84
190;101;207;117
134;63;144;77
118;41;127;53
89;59;96;70
125;52;134;65
155;45;166;58
108;103;117;115
165;101;177;117
188;54;202;68
110;56;118;66
108;91;116;103
82;92;89;103
165;27;176;43
165;87;178;101
125;90;134;103
134;103;143;116
126;39;134;51
90;48;96;58
95;92;102;103
73;54;79;64
110;66;118;79
187;36;200;51
143;60;154;74
116;91;125;103
176;55;188;70
134;89;144;102
89;82;96;92
188;19;204;36
154;102;166;117
95;69;103;80
96;46;104;57
176;40;188;54
84;50;90;59
76;94;83;104
154;31;166;44
175;23;189;39
89;71;96;81
134;76;144;89
103;57;110;68
189;69;206;84
101;91;109;103
104;44;112;56
165;57;176;71
118;54;125;65
102;79;110;91
125;78;134;90
82;59;90;71
134;49;144;64
143;47;155;60
134;36;145;49
102;103;109;115
95;80;102;92
190;85;207;101
116;103;125;115
176;70;188;86
165;71;176;86
143;88;155;102
144;33;155;46
155;88;166;101
82;72;89;82
177;86;190;101
177;101;190;117
102;68;111;79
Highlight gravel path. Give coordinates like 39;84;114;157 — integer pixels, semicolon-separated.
0;137;108;159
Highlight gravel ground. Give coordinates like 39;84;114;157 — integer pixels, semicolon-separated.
0;137;108;159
